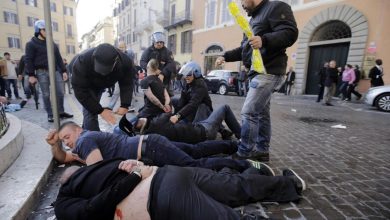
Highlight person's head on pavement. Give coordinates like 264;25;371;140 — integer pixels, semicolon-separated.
58;121;83;149
179;61;202;84
0;96;8;105
151;31;165;50
92;43;121;76
34;19;46;39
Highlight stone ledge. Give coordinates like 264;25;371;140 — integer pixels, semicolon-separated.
0;120;53;220
0;114;23;176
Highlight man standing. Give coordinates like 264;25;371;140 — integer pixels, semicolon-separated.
369;59;384;87
71;43;135;131
323;60;338;106
140;31;175;95
316;62;328;102
25;20;73;122
216;0;298;161
238;65;248;96
2;53;20;99
284;66;295;95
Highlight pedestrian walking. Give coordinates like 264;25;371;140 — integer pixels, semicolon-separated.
238;65;248;96
347;65;362;101
323;60;338;106
369;59;384;87
340;64;355;101
284;66;295;95
316;62;328;102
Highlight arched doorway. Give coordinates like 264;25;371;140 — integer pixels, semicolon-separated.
305;20;351;94
293;4;368;95
204;44;223;75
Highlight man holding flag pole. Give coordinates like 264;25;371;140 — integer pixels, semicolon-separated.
216;0;298;162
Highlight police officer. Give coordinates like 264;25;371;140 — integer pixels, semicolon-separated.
170;62;213;124
71;43;135;131
140;31;175;95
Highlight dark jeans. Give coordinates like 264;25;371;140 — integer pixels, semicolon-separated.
82;89;103;131
6;79;19;98
317;84;324;102
0;77;6;96
150;165;300;220
197;104;241;140
347;84;361;100
143;134;249;172
340;81;349;100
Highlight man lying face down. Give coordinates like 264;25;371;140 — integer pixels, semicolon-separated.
55;158;306;220
47;121;252;171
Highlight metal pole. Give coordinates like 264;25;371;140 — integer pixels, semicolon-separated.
43;0;60;129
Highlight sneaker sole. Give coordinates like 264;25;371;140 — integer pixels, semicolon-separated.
247;159;275;176
285;169;306;191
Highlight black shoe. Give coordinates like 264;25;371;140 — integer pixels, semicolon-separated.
356;96;362;101
282;168;306;195
19;100;27;108
48;116;54;123
247;159;275;176
220;128;233;140
60;112;74;118
233;151;269;162
325;103;333;106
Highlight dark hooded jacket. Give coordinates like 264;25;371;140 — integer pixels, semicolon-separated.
223;0;298;77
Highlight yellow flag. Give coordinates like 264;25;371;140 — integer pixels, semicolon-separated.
228;2;266;74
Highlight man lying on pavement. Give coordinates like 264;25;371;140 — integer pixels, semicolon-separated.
47;121;255;172
55;158;306;220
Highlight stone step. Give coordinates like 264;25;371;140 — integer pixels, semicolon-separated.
0;116;53;220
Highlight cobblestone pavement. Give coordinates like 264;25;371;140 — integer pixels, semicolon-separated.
10;89;389;220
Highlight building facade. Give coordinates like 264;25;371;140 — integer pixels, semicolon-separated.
164;0;193;65
193;0;390;93
80;17;114;51
0;0;78;61
113;0;168;64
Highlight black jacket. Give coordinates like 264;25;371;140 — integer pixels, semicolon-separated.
324;67;339;87
318;67;327;85
54;159;142;220
176;78;213;122
72;48;135;114
144;113;207;144
368;66;384;87
285;71;295;84
223;0;298;76
25;37;66;76
17;55;26;76
140;45;174;83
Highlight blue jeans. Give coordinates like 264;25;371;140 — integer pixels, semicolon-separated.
197;104;241;140
238;74;284;154
5;79;19;98
36;70;65;116
144;134;250;172
82;89;103;131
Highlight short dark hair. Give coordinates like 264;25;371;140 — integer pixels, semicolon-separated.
59;121;80;132
375;59;383;65
4;52;10;56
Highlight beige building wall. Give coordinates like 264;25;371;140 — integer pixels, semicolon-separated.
80;17;114;51
193;0;389;92
0;0;78;61
165;0;193;65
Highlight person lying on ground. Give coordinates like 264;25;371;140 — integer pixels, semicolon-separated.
54;158;306;220
0;96;27;112
46;121;253;172
119;104;240;144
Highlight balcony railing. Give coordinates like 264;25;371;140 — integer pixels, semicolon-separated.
0;104;9;138
164;10;192;30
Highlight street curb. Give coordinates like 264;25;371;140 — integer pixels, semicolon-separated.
0;119;53;220
0;114;23;176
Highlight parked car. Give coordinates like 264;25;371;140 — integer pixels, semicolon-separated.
204;70;239;95
364;85;390;112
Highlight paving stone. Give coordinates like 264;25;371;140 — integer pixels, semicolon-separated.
283;209;303;219
335;204;363;218
299;209;327;220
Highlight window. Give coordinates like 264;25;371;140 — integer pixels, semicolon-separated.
206;0;216;28
66;45;75;54
25;0;37;7
132;32;137;43
171;4;176;24
220;0;232;23
27;16;38;27
8;36;21;49
67;24;73;37
127;34;131;44
63;6;73;16
50;2;57;12
133;9;137;26
4;11;18;24
168;34;176;54
52;21;59;32
181;30;192;53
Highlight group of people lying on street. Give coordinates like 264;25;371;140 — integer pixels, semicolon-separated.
47;59;307;220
